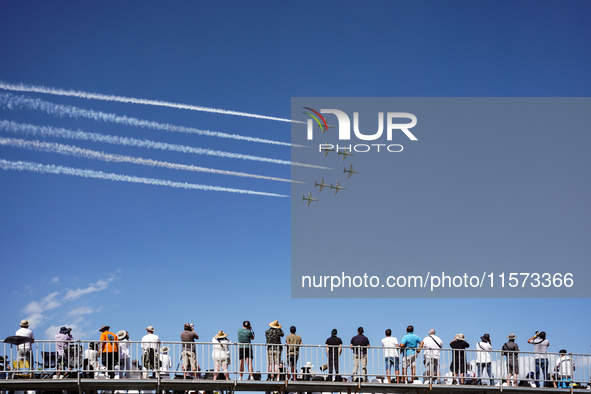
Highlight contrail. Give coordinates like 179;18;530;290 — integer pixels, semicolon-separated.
0;81;305;124
0;120;329;169
0;137;302;184
0;93;305;147
0;159;289;197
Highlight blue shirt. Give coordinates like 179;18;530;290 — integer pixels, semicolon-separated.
401;332;421;356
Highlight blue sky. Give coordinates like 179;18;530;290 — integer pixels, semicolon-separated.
1;0;590;362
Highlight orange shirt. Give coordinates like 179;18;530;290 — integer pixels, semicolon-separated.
100;331;119;353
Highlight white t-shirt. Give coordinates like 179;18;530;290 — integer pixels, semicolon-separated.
382;336;399;358
141;333;160;350
159;353;172;371
15;327;34;350
422;335;443;359
557;356;574;377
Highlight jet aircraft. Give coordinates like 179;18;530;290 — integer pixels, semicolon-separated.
330;181;346;195
320;143;336;157
337;148;354;161
343;164;359;179
302;192;319;206
314;178;330;192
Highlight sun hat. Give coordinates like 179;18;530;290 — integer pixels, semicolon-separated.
146;326;155;332
59;327;71;334
117;330;127;340
480;333;491;342
214;330;228;339
507;334;516;340
268;320;281;329
99;325;110;332
20;319;30;327
161;346;170;353
456;333;465;340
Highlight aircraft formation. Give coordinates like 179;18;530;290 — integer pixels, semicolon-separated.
302;142;359;206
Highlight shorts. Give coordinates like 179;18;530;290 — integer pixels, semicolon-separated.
213;356;230;368
288;353;299;368
239;347;252;360
507;360;519;375
451;360;467;374
182;350;197;370
385;357;400;372
424;358;439;374
266;348;282;365
402;353;417;369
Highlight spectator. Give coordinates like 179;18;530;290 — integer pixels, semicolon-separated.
399;325;421;383
117;330;131;378
181;323;199;379
286;326;302;381
212;331;230;380
421;329;442;384
450;333;469;384
237;321;254;381
84;342;99;378
527;331;549;387
325;329;342;382
265;320;284;381
502;334;519;387
350;327;370;382
141;325;160;379
15;319;35;368
476;333;494;386
55;327;73;378
159;346;173;379
98;325;119;379
555;349;575;388
381;329;400;383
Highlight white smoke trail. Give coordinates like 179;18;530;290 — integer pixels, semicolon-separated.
0;159;289;197
0;93;305;147
0;120;329;169
0;81;305;124
0;137;301;184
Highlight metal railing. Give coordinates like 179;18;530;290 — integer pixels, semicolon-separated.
1;340;589;388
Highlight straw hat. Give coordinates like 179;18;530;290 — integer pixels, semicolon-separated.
456;333;465;340
161;346;170;353
146;326;155;332
268;320;281;329
507;334;516;340
214;330;228;339
117;330;127;340
20;319;30;327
